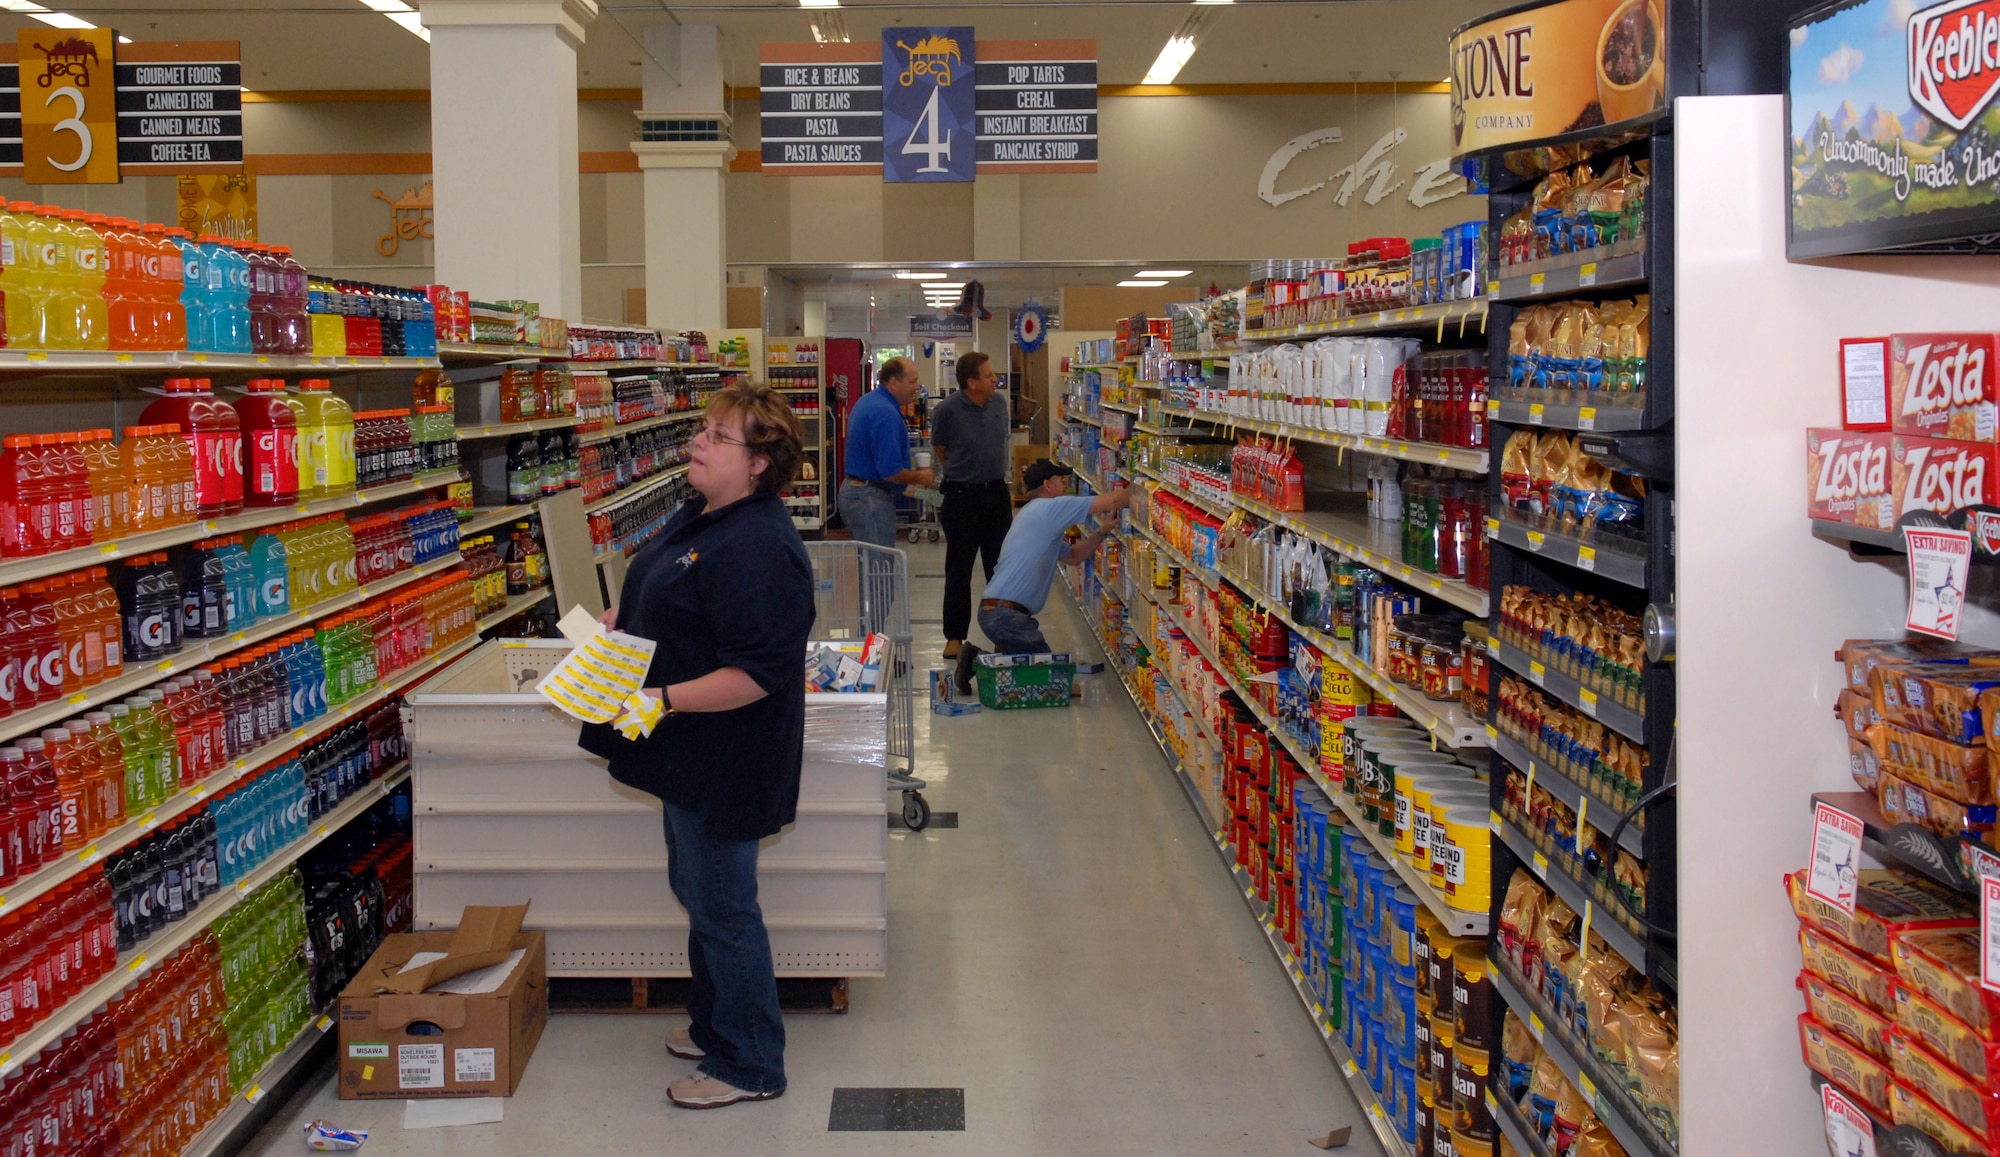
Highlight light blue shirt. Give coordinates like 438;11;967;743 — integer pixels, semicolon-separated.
982;495;1096;614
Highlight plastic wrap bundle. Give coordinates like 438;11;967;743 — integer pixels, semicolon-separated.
805;696;890;767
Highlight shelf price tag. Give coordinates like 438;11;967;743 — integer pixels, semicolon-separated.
1576;546;1597;572
1578;262;1599;287
1578;689;1598;718
128;954;149;974
138;812;158;831
1486;635;1500;657
1577;407;1597;432
1821;1083;1878;1157
1485;517;1500;539
1527;661;1546;687
1906;526;1975;640
1526;531;1546;552
69;691;88;706
1984;875;2000;994
1528;273;1547;294
1486;399;1500;418
244;1084;264;1104
77;845;101;866
1531;850;1549;876
1527;403;1546;426
1489;810;1503;834
1808;801;1865;914
1579;900;1593;962
1342;1058;1360;1078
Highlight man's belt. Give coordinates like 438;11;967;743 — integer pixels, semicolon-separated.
980;598;1031;614
843;477;900;494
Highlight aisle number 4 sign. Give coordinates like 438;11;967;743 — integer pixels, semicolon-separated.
20;28;118;184
883;28;975;183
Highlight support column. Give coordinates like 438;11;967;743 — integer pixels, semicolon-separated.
419;0;594;320
631;25;733;332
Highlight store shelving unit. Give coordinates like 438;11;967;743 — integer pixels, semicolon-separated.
1240;299;1487;343
584;464;690;515
477;585;553;633
1488;636;1645;742
576;408;703;445
0;350;444;375
768;357;827;528
1154;404;1491;473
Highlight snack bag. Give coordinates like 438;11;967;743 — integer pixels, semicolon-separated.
1785;869;1972;962
1801;1013;1894;1116
1892;929;2000;1038
1803;970;1897;1061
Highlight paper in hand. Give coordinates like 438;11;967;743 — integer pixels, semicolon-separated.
534;605;659;724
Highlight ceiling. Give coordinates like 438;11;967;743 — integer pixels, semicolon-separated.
767;260;1248;326
12;0;1487;91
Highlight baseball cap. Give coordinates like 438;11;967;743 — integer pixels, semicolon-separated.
1023;459;1075;490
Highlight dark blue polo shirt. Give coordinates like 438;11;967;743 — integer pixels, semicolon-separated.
578;491;817;841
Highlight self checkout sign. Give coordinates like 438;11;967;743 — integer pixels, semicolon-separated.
883;27;975;182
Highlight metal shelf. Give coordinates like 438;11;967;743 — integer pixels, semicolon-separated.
1168;348;1240;360
0;468;462;588
583;464;690;514
0;551;465;747
457;414;581;442
576;409;703;445
1137;466;1236;524
1241;299;1487;343
1156;404;1489;473
438;341;543;361
182;1010;337;1157
1491;637;1645;742
0;760;415;1078
1490;244;1649;303
1488;398;1651;433
1241;495;1491;616
478;587;552;633
0;633;478;920
0;349;446;373
1492;813;1653;975
1491;1079;1559;1157
459;503;535;537
1810;791;1977;895
1492;731;1645;857
1489;513;1647;589
1490;958;1677;1157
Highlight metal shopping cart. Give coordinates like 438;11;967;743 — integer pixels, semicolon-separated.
805;540;931;830
899;429;940;543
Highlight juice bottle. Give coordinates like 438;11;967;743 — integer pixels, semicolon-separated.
0;201;36;349
295;380;355;498
0;433;43;556
64;210;107;350
142;379;243;517
177;228;209;352
84;429;125;543
145;223;187;351
234;378;298;507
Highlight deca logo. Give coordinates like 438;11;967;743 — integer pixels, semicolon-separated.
1909;0;2000;132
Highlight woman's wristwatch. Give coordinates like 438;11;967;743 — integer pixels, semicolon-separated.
660;686;679;717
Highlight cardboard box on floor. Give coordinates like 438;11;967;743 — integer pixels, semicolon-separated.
337;903;548;1100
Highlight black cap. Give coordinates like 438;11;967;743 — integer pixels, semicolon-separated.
1023;459;1074;490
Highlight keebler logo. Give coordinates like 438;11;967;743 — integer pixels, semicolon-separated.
1909;0;2000;131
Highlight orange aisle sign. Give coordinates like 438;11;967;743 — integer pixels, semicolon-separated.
19;28;118;183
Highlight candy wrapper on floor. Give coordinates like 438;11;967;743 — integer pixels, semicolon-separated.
305;1122;368;1151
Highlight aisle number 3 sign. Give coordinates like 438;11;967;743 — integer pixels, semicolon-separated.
20;28;118;184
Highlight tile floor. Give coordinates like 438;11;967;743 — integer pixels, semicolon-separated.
241;542;1378;1156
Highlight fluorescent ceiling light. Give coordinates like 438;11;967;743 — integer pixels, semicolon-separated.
928;282;966;290
1119;280;1168;288
800;0;839;8
1143;5;1220;86
1135;270;1192;278
894;271;945;280
808;10;849;42
0;1;95;28
357;0;429;41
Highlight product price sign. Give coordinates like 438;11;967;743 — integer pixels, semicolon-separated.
975;40;1097;173
1984;875;2000;995
1808;801;1864;914
883;26;975;182
114;42;242;173
758;43;883;175
1821;1082;1877;1157
19;27;118;184
1904;526;1974;640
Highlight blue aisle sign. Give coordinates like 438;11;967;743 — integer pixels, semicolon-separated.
883;27;976;183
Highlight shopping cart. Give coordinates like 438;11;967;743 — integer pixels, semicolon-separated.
804;540;931;830
900;430;941;543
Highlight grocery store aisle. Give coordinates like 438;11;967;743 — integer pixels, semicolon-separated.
244;542;1373;1156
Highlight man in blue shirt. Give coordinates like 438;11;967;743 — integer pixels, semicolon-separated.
955;459;1130;691
839;356;933;547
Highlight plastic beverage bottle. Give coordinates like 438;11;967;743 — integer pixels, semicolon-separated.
2;585;44;709
270;246;311;355
123;425;163;534
84;713;124;830
246;244;281;355
49;575;91;689
100;217;140;351
87;568;121;682
45;728;85;856
83;430;125;543
182;540;226;639
307;277;344;358
64;210;107;349
144;223;187;351
28;207;77;349
234;379;299;507
204;239;251;354
48;431;89;549
21;582;63;703
0;749;18;888
0;433;42;556
17;736;55;862
63;720;103;839
0;202;39;348
250;531;291;621
295;380;355;498
143;379;243;517
177;229;209;352
0;588;21;718
218;536;255;629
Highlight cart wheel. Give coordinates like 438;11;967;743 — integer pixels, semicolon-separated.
928;529;940;542
907;527;920;543
901;791;931;831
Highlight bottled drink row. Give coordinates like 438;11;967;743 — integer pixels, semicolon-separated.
577;428;691;506
462;521;548;614
588;471;693;560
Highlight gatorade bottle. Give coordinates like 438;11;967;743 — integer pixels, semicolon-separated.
176;229;209;352
84;568;120;682
295;380;355;498
250;532;291;622
3;586;42;709
0;589;19;718
218;536;255;629
45;431;86;550
83;430;125;543
144;224;186;351
123;425;164;534
182;540;226;639
100;217;140;352
246;244;281;355
204;238;251;354
49;575;91;689
17;737;55;862
37;207;82;350
269;246;311;356
307;277;344;358
64;210;107;350
84;713;124;828
21;582;63;704
235;379;299;507
0;433;43;556
0;202;38;349
143;379;244;517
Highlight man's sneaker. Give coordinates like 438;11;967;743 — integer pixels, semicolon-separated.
943;639;963;659
954;643;982;695
666;1028;704;1060
668;1074;783;1109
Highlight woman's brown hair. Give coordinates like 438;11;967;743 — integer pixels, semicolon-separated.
706;381;804;494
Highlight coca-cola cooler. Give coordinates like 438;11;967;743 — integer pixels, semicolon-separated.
826;338;870;489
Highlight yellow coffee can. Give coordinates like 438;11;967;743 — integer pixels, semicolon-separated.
1435;800;1494;913
1392;763;1471;857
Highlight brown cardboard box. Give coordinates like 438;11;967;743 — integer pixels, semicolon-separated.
336;909;547;1100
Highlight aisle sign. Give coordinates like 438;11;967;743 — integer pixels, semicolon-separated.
976;40;1097;173
1904;526;1974;640
758;43;883;175
883;27;975;182
1446;0;1667;161
19;28;119;184
1821;1083;1877;1157
1807;801;1863;914
116;42;243;172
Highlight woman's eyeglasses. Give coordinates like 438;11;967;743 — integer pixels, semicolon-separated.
694;423;749;448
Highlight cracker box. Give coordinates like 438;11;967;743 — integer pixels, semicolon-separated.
1801;1013;1894;1116
338;905;547;1100
1892;434;2000;522
1892;334;2000;441
1809;428;1893;528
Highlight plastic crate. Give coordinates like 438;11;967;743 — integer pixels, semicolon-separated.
974;656;1075;709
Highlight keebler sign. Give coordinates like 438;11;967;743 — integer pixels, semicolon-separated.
1788;0;2000;255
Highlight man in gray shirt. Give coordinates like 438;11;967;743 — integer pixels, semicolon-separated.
931;350;1013;657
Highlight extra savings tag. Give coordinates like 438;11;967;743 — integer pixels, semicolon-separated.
1808;802;1864;914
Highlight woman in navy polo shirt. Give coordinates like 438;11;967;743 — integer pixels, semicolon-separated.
580;381;816;1109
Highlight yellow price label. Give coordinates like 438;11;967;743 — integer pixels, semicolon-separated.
1532;851;1549;875
158;660;176;673
1528;273;1547;293
138;812;157;830
1578;261;1599;286
1528;661;1546;686
1489;810;1503;833
114;353;133;363
245;1084;264;1103
78;844;101;865
69;691;89;706
1485;724;1499;741
1486;517;1500;538
25;352;46;362
1579;689;1598;717
1577;1073;1598;1102
1526;530;1546;550
128;954;148;973
1577;545;1597;572
1578;406;1598;431
99;543;120;557
1527;403;1547;425
1343;1059;1360;1077
1528;1013;1545;1041
1486;636;1500;657
317;1015;334;1032
1486;399;1500;417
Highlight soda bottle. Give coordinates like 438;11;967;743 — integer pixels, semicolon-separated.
21;581;63;703
144;223;187;351
0;201;41;349
64;210;108;350
177;228;209;353
0;432;43;556
294;380;355;499
235;378;299;507
83;429;126;543
143;379;243;517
